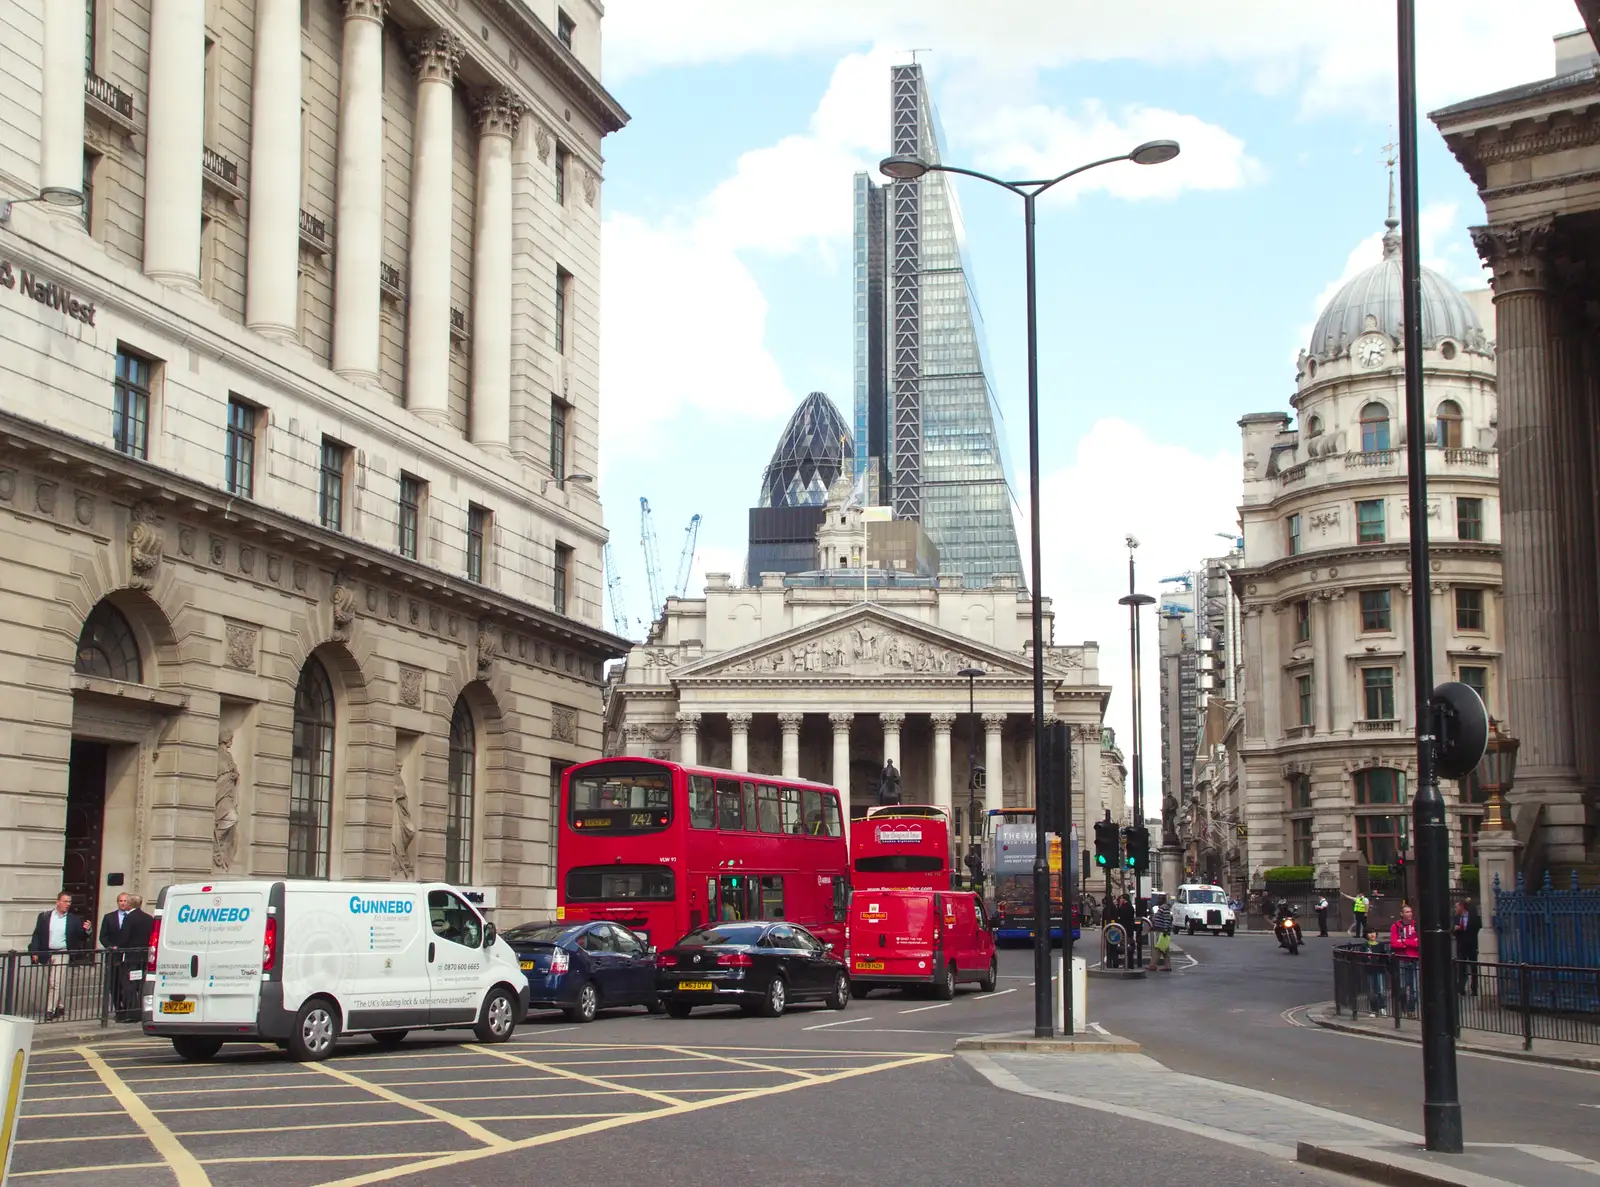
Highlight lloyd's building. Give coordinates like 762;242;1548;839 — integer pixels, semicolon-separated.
0;0;632;946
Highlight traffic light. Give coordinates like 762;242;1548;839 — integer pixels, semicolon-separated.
1126;826;1151;874
1042;721;1070;835
1391;853;1407;877
1120;826;1137;869
1093;817;1119;869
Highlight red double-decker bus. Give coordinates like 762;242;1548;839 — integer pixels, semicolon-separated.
556;757;851;948
849;805;952;892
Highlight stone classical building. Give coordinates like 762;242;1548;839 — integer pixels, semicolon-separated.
0;0;629;944
1232;201;1503;887
1431;21;1600;883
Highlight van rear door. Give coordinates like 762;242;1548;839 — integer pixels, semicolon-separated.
156;884;269;1025
851;891;936;981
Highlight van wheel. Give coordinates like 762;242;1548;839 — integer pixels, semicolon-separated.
826;973;850;1010
371;1030;408;1048
760;976;787;1018
932;961;956;1001
288;998;340;1062
564;981;599;1024
1224;922;1236;937
172;1036;223;1062
474;987;517;1043
977;958;998;994
665;1002;693;1019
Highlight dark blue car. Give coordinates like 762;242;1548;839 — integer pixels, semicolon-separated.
502;920;663;1023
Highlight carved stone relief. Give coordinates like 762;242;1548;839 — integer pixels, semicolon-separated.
74;492;95;525
224;622;257;671
129;504;164;590
398;665;423;708
551;704;577;743
35;480;56;515
720;625;979;677
330;583;357;642
214;731;240;872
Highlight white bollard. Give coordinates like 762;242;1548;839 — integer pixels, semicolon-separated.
0;1014;35;1186
1050;954;1088;1034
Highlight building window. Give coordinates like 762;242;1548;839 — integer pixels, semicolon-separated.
555;268;571;355
1356;814;1406;866
75;601;142;682
557;8;575;48
1296;673;1313;726
1292;599;1310;643
1290;773;1312;810
1291;817;1314;867
467;504;490;583
398;474;423;560
553;542;573;614
1459;664;1488;712
445;698;476;884
1307;414;1322;438
1461;814;1482;865
85;0;97;70
1287;513;1301;556
289;657;335;879
550;397;569;483
554;142;568;206
319;438;346;531
1360;588;1392;632
1435;399;1463;447
1455;587;1485;632
225;398;257;498
82;150;98;235
113;349;152;459
1363;667;1395;721
1359;402;1391;452
1457;497;1483;542
1356;499;1385;544
1355;767;1405;805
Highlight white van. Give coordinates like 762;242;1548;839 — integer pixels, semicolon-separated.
142;880;529;1062
1169;883;1237;937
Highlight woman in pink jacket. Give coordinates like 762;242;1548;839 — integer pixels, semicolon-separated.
1390;904;1420;1016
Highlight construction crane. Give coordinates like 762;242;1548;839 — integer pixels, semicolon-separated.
602;541;629;638
640;497;665;617
673;514;702;599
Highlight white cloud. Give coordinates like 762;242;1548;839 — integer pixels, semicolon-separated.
1037;418;1240;810
968;100;1263;202
604;0;1579;115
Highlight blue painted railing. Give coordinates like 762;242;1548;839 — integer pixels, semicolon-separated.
1494;872;1600;969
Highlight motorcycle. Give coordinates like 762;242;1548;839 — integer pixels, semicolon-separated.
1274;909;1302;955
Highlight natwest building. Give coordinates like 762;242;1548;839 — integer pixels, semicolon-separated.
0;0;629;944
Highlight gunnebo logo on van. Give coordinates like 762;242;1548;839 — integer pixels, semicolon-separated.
174;904;252;924
348;896;414;915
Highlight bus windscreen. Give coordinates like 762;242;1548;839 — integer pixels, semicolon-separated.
569;765;673;832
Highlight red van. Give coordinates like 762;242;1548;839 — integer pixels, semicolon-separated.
848;889;998;999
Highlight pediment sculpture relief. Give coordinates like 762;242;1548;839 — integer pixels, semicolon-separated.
720;625;985;677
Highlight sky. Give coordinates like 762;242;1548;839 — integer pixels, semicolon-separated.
591;0;1580;806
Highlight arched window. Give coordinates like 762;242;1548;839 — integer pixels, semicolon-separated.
445;698;476;883
289;658;335;879
1306;415;1323;438
1435;399;1463;448
1359;402;1391;452
74;602;142;682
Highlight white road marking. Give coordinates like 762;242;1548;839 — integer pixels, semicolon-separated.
801;1016;874;1031
972;988;1016;1002
1089;1022;1108;1035
899;1003;952;1014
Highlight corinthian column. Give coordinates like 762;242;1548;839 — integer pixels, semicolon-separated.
1556;269;1600;792
245;0;302;337
1471;218;1583;819
676;712;700;766
879;712;904;769
982;713;1006;815
728;713;752;773
931;713;956;815
404;29;463;423
829;712;852;797
40;0;87;203
778;713;804;780
331;0;387;381
470;88;522;451
143;0;205;284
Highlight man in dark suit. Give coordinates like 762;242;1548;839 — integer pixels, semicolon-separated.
29;891;92;1019
100;893;146;1020
1453;897;1483;996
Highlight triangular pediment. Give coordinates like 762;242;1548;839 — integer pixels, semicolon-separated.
673;603;1041;681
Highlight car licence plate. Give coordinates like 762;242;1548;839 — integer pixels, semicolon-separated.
854;960;885;971
519;960;536;970
678;980;714;991
160;1000;195;1014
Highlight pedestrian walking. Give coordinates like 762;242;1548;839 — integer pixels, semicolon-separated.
29;891;91;1019
1389;904;1420;1016
1344;891;1370;938
1314;895;1330;937
1453;897;1482;996
1146;896;1174;972
1365;929;1389;1016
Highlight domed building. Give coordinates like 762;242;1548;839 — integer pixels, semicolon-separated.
1230;197;1503;897
758;392;854;509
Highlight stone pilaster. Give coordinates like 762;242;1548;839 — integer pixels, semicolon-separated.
143;0;205;285
931;712;956;815
983;713;1006;816
1557;268;1600;793
331;0;388;381
778;712;804;780
676;712;700;766
469;88;523;451
728;712;752;773
245;0;303;338
622;723;649;758
404;29;464;421
1471;218;1584;841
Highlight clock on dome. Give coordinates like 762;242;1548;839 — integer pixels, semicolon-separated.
1354;335;1388;369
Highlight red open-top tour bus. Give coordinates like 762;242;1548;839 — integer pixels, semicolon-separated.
849;805;952;892
557;757;851;949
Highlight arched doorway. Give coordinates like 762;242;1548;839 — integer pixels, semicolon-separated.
289;658;336;878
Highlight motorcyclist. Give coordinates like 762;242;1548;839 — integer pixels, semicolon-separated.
1274;901;1300;949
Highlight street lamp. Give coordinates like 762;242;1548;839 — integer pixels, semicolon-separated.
881;138;1180;1039
1118;539;1156;958
959;665;986;888
1473;719;1519;833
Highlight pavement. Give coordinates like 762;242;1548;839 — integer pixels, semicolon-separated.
1306;1002;1600;1071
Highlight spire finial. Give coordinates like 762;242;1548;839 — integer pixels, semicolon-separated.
1381;139;1401;260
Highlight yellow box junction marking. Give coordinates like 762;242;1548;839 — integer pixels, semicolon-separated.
77;1046;212;1187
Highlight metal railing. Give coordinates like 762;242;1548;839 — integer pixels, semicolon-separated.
1332;945;1600;1049
0;948;146;1027
1495;871;1600;968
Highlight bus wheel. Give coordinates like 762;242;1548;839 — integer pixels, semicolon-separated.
760;976;787;1018
977;958;998;994
826;973;850;1010
933;961;956;1001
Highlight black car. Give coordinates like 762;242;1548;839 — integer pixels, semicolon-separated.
656;922;850;1018
502;920;663;1023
